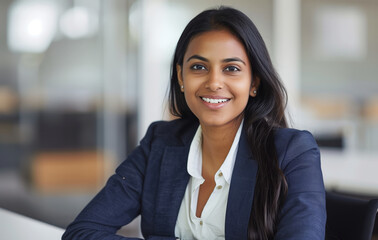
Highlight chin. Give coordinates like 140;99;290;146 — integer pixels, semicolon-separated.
199;117;239;128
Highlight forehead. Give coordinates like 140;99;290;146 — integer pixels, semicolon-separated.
184;30;249;61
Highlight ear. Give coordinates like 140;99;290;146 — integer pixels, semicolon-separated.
250;76;260;97
176;64;184;92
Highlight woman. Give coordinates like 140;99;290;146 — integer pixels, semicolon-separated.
62;6;326;240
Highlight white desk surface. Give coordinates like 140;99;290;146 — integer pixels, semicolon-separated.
0;208;64;240
321;149;378;196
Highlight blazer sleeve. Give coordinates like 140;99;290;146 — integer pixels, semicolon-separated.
274;130;326;240
62;122;175;240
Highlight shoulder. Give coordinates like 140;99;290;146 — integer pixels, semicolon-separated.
274;128;318;152
143;118;199;146
274;128;319;168
116;118;198;174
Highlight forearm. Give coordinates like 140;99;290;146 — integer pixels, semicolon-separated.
62;225;142;240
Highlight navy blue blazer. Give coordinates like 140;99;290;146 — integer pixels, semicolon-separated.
62;119;326;240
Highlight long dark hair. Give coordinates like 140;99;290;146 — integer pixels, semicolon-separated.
169;6;288;239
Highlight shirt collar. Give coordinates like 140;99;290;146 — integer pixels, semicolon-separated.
187;120;244;184
220;120;243;184
187;125;203;180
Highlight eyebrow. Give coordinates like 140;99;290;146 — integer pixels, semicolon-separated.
186;55;208;62
222;57;246;65
186;55;246;65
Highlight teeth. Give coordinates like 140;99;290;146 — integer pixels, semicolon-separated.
201;97;229;104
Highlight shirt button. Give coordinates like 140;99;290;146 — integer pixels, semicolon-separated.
216;185;222;190
218;172;223;177
200;220;203;226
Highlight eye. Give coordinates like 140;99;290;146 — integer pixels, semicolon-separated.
190;64;207;71
224;66;240;72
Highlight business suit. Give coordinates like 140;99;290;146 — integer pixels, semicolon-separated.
62;119;326;240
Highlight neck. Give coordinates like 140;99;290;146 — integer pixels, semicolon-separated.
200;118;242;176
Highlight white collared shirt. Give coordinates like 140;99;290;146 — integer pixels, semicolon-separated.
174;121;243;240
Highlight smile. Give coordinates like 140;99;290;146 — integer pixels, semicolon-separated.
201;97;230;104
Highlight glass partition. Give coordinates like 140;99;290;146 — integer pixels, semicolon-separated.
0;0;139;228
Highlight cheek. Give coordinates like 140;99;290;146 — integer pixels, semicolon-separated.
182;85;197;105
184;93;199;111
234;80;253;98
182;76;202;96
239;90;252;106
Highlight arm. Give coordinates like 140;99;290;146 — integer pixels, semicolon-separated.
61;173;143;240
62;123;176;240
275;130;326;240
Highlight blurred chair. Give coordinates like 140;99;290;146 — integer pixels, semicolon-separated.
325;191;378;240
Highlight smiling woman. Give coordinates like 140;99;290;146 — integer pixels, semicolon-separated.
177;30;257;132
63;6;326;240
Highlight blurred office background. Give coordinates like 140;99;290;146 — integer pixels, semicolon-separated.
0;0;377;237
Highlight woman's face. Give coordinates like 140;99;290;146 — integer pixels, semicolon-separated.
177;29;259;130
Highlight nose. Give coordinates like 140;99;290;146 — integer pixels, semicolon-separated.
205;70;223;91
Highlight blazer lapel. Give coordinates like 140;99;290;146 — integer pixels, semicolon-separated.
225;129;258;240
153;123;197;236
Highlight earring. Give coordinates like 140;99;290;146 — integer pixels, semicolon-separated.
253;90;257;94
181;85;184;89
